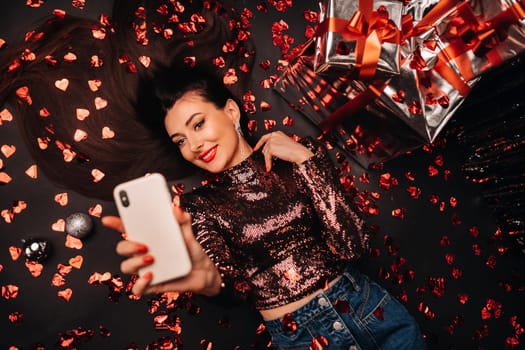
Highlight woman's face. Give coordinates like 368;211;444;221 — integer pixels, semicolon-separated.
164;91;243;173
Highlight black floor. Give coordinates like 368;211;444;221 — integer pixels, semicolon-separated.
1;1;524;349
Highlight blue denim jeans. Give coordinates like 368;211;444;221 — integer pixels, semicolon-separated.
264;265;427;350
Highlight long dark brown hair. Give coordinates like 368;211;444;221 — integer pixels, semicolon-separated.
0;0;254;201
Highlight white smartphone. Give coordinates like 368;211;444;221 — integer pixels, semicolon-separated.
113;173;192;285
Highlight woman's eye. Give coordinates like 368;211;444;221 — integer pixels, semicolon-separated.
174;138;185;147
194;119;204;130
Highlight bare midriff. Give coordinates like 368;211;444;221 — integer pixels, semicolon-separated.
259;276;342;321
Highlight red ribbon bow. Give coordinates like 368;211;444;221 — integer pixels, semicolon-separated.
441;0;525;80
404;0;525;93
317;0;401;79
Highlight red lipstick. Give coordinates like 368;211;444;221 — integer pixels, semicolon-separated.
199;145;218;163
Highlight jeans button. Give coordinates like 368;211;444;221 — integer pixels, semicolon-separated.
333;321;343;330
318;297;329;307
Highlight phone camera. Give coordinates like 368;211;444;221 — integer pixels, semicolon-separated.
119;190;130;207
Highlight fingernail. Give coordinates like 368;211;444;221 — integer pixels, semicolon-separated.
136;245;148;254
142;255;154;264
173;195;181;207
143;271;153;280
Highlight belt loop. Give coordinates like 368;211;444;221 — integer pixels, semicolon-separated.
343;265;361;292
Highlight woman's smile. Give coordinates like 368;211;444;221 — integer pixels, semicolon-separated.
199;145;218;163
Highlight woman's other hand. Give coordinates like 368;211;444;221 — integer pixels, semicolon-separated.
253;131;314;172
101;204;222;297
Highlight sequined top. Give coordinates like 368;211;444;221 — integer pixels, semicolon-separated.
180;138;367;310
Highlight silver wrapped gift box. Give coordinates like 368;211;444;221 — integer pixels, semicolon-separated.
274;0;525;167
313;0;404;80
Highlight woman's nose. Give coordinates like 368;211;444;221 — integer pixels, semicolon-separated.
188;135;203;153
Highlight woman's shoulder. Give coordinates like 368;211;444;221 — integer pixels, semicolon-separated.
179;192;204;217
294;136;331;164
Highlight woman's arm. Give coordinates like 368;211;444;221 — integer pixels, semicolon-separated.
292;137;368;260
254;131;368;260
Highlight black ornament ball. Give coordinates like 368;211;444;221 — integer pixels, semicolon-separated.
65;212;93;239
22;238;52;262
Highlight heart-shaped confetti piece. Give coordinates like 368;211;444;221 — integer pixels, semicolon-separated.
101;126;115;139
52;273;66;287
57;288;73;302
57;264;73;276
51;219;65;232
9;246;22;260
94;97;108;110
90;55;103;68
73;129;88;142
25;261;43;277
87;79;101;92
1;144;16;158
2;209;14;223
0;172;12;185
13;201;27;214
27;0;44;8
63;52;77;62
52;9;66;18
54;193;69;206
91;169;105;183
0;108;13;122
15;86;30;98
69;255;83;269
24;165;38;179
65;235;83;249
39;108;50;117
62;149;76;163
76;108;90;120
37;137;49;150
2;285;19;299
92;28;106;40
88;272;112;284
139;55;151;67
54;78;69;91
88;204;103;217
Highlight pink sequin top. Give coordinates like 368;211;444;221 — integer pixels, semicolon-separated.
180;138;368;310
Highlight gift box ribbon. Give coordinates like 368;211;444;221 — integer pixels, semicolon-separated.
318;0;467;133
441;0;525;81
319;0;525;134
317;0;401;80
405;0;525;88
318;80;387;132
406;0;463;38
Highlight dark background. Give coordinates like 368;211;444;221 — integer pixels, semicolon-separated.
1;1;524;349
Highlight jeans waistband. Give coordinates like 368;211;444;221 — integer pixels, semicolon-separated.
264;264;363;336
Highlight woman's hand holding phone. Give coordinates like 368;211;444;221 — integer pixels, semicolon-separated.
102;203;222;297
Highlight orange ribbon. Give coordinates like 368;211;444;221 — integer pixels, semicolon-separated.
317;0;401;79
319;0;525;132
405;0;463;38
318;80;386;132
404;0;525;92
317;0;460;132
441;0;525;80
401;0;471;95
